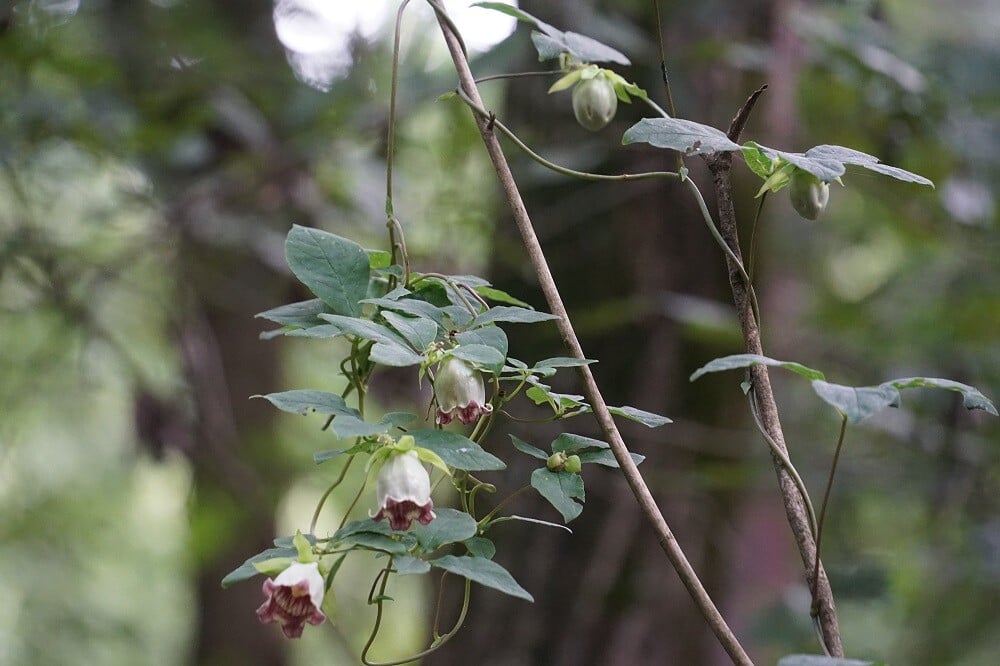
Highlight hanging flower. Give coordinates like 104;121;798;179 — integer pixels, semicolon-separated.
256;561;327;638
373;450;435;531
434;356;493;426
788;169;830;220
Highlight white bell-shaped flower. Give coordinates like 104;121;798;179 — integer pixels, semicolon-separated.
256;561;326;638
373;450;435;531
434;356;493;426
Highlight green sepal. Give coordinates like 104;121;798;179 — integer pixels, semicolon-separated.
293;530;314;563
252;557;295;576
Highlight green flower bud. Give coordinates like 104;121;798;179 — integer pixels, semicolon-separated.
564;454;582;474
546;451;568;471
572;76;618;132
788;169;830;220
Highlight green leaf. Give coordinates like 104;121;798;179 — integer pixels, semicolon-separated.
622;118;742;156
393;556;431;576
471;2;550;29
740;141;775;180
531;467;585;523
409;430;506;471
533;357;596;369
474;306;560;326
531;29;630;65
332;519;417;554
221;547;296;588
327;412;416;440
608;405;672;427
369;340;424;367
253;390;360;418
576;448;645;468
505;515;573;532
777;656;877;666
768;149;845;182
317;314;409;347
886;377;997;415
690;354;826;382
363;296;448;327
525;384;587;411
510;434;548;461
381;310;438;352
450;344;506;373
811;380;900;424
475;4;631;65
256;298;328;328
430;555;534;601
551;433;608;453
284;324;342;339
366;249;392;269
474;286;531;308
455;327;508;361
805;145;933;187
464;536;496;559
285;225;370;317
411;508;478;552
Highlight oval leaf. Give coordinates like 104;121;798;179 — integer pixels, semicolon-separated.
411;508;478;552
810;380;900;424
885;377;997;415
431;555;534;602
622;118;742;156
285;225;370;317
409;430;506;471
531;467;584;523
690;354;826;382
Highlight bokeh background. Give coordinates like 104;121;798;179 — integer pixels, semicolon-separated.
1;1;997;664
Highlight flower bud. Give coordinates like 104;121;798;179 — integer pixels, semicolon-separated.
373;450;435;531
547;451;568;471
564;454;582;474
788;170;830;220
256;562;327;638
572;76;618;132
435;356;493;426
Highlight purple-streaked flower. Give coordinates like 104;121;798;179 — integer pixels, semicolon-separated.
434;356;493;426
373;450;435;531
256;562;326;638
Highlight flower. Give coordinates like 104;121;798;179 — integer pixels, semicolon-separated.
789;169;830;220
572;75;618;131
256;561;327;638
373;450;435;531
434;356;493;426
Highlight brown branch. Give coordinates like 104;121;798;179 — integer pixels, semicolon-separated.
431;3;752;664
707;89;844;656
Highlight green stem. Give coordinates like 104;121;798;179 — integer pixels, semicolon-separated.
475;70;561;84
683;176;762;327
811;416;848;608
478;484;532;528
310;454;356;535
453;88;679;184
748;192;767;283
749;391;818;538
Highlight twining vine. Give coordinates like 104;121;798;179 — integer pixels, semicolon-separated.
223;2;997;665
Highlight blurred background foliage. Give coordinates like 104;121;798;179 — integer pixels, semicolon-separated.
0;1;996;665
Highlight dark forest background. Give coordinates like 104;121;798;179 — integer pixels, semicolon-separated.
1;1;997;665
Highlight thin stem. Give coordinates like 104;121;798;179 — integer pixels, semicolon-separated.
454;88;679;184
385;0;412;217
683;175;762;326
431;570;450;638
652;0;684;173
478;484;532;527
475;70;561;84
337;474;368;531
749;392;817;538
310;454;356;535
652;0;677;119
432;4;752;664
748;192;767;283
363;571;473;666
811;416;848;606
